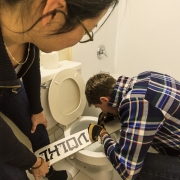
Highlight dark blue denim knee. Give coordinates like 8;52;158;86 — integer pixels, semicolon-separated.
136;153;180;180
0;81;50;152
0;163;29;180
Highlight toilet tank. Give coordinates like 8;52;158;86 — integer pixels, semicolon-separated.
40;60;82;130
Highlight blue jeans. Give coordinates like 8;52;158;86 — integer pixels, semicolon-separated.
0;163;29;180
0;81;50;179
136;152;180;180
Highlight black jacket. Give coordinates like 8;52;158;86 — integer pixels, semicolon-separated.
0;29;43;169
0;29;42;114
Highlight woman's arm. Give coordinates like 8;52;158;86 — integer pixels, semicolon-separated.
22;46;43;114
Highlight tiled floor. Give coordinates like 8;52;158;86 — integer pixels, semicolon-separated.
70;169;122;180
27;146;158;180
27;125;157;180
27;158;122;180
27;168;121;180
27;126;123;180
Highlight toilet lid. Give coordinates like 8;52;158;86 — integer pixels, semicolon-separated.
48;68;86;126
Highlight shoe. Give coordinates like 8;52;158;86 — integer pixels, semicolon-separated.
45;170;73;180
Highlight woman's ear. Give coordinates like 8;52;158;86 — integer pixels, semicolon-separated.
42;0;67;26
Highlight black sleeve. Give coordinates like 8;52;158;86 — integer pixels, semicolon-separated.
0;116;37;169
22;46;43;114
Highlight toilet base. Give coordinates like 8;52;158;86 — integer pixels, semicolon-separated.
66;156;113;180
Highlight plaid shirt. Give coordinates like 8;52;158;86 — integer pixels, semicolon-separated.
103;71;180;180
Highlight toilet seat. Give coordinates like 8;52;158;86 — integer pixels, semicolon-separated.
47;67;116;169
48;68;86;126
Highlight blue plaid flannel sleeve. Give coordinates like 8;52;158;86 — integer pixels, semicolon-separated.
102;97;164;180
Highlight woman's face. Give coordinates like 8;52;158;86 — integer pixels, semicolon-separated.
32;10;107;53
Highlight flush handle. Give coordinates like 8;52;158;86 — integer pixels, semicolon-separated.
97;45;108;60
41;83;49;89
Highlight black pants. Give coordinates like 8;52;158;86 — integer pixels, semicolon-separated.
0;81;50;180
136;153;180;180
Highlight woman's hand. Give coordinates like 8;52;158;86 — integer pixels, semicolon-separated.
32;157;50;180
31;111;47;133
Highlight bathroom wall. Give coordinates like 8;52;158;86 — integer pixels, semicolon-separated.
72;0;180;79
115;0;180;79
72;0;180;116
58;48;71;61
72;1;125;83
72;0;126;116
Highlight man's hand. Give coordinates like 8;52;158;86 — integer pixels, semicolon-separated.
88;123;106;142
31;111;47;133
97;112;116;126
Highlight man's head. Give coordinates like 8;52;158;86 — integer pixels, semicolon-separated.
85;73;116;114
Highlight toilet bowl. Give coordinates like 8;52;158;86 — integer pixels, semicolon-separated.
64;116;110;166
64;115;120;180
40;60;120;179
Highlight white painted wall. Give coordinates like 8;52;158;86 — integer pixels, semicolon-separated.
72;0;180;116
115;0;180;79
72;1;126;83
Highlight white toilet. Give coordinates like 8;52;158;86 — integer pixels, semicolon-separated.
40;60;120;180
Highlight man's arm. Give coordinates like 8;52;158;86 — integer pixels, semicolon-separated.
102;97;164;180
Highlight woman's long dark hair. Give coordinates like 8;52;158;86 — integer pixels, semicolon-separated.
1;0;119;35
